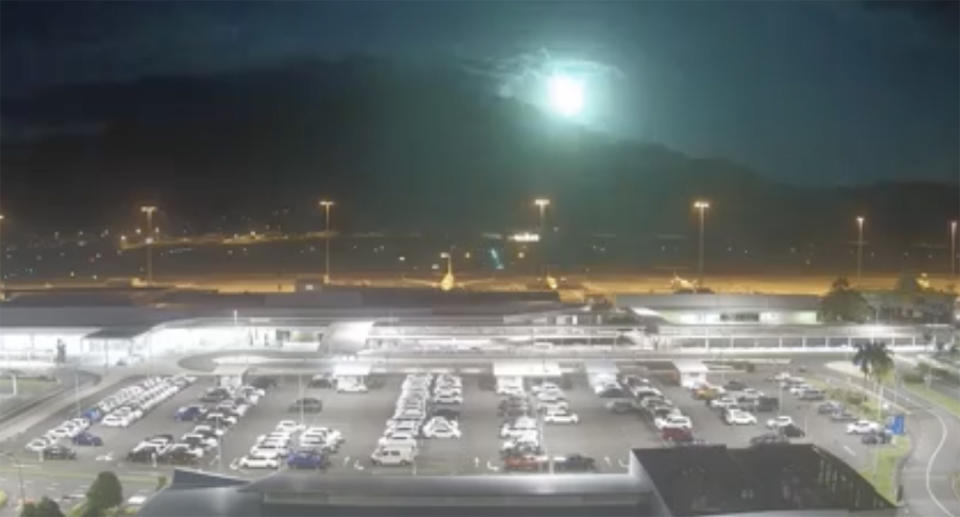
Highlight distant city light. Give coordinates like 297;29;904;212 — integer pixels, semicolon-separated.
509;232;540;243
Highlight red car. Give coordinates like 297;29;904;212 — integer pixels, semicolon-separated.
661;426;694;443
503;454;548;471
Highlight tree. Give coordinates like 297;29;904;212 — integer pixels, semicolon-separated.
86;471;122;512
852;341;894;421
819;277;872;323
20;497;64;517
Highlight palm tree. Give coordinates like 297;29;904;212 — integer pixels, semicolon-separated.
852;341;894;421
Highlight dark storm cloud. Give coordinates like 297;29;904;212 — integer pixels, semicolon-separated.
1;1;957;186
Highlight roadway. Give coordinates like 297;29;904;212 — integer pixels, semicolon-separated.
801;359;960;517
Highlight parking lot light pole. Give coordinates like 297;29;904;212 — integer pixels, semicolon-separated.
319;200;334;284
140;206;157;286
855;216;865;282
950;220;957;276
693;200;710;286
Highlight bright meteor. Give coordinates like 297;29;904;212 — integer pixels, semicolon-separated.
547;75;584;117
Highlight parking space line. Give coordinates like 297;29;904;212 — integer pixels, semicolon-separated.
843;445;856;457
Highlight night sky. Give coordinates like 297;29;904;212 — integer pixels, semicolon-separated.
1;1;957;196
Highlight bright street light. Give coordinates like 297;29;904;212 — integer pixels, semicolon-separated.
693;200;710;285
533;198;550;231
319;199;334;284
140;206;157;286
856;216;865;282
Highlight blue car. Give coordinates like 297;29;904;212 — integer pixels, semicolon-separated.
72;431;103;447
82;408;103;423
286;451;328;470
175;405;204;421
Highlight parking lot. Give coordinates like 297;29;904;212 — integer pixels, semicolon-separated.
0;367;897;513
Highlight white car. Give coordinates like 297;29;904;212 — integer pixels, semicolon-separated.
275;420;306;434
421;417;461;439
543;411;580;424
101;414;132;428
709;397;739;409
249;444;289;458
725;409;757;425
531;382;560;395
26;438;51;452
654;414;692;430
535;391;565;403
371;445;416;466
337;381;368;393
433;394;463;405
538;400;570;413
500;434;539;452
500;418;538;438
180;433;218;450
394;408;427;420
788;384;812;396
386;419;422;435
239;453;279;469
193;425;226;437
304;427;343;443
766;416;794;429
378;431;418;448
846;420;882;435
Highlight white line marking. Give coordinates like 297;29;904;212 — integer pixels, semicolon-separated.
843;445;856;457
474;457;480;468
486;460;500;472
617;459;629;469
604;456;612;466
925;409;957;517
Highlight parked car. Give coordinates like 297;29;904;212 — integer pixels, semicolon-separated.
661;427;694;443
503;453;547;471
655;414;692;430
71;432;103;446
817;401;843;414
846;420;882;435
175;405;206;422
308;374;335;388
724;409;757;426
42;445;77;460
606;400;638;414
288;398;324;413
830;410;858;422
543;410;580;424
861;430;893;445
709;397;739;410
724;381;748;392
370;445;416;466
780;424;806;438
766;415;794;430
432;406;461;420
26;438;52;452
287;451;329;470
239;453;279;469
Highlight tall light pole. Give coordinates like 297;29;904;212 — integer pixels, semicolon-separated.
533;198;550;278
533;198;550;232
693;200;710;286
319;200;334;284
140;206;157;285
951;220;957;277
856;216;865;282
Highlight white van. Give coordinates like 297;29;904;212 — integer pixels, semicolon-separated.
371;445;416;466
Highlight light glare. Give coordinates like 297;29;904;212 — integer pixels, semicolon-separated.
547;76;583;117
